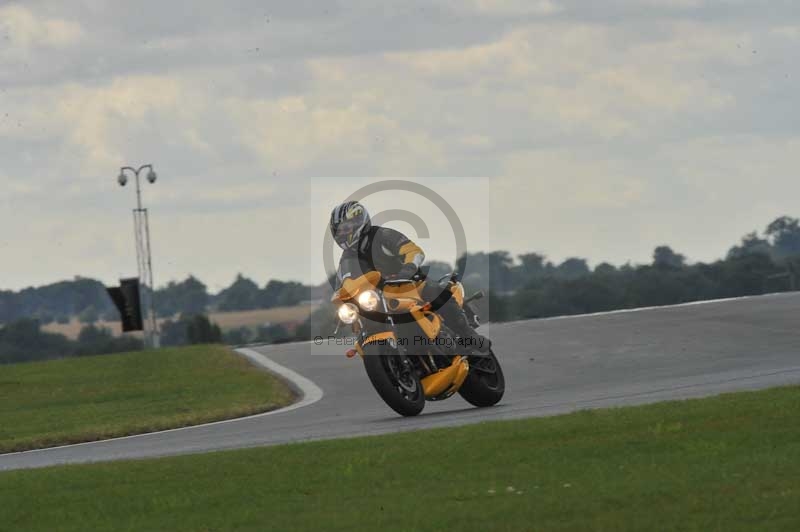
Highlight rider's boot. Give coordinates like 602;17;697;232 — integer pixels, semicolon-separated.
439;300;491;355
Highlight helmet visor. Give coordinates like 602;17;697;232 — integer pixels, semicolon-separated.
334;217;367;249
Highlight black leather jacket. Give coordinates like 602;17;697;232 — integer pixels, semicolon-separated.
336;226;424;287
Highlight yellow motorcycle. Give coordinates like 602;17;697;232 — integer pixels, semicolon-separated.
332;269;505;416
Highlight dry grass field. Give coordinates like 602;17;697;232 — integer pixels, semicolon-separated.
208;305;317;330
42;304;319;340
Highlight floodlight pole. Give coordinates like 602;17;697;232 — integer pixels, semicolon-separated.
118;164;160;348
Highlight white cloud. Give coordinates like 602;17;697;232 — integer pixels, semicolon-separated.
772;25;800;40
389;21;738;129
452;0;562;16
0;5;84;51
0;1;799;289
55;76;185;173
224;88;449;176
501;150;646;210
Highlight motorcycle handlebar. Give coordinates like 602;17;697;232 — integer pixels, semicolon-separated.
382;277;419;286
382;271;427;286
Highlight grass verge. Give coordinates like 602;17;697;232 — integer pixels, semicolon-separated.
1;385;799;531
0;344;295;453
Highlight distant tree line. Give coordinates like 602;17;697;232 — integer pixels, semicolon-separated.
291;215;800;338
210;275;313;313
453;215;800;322
0;319;142;365
160;313;223;346
0;277;116;326
0;313;230;364
2;215;799;360
0;274;321;326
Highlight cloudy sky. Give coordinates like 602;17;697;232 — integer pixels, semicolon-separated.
2;0;799;291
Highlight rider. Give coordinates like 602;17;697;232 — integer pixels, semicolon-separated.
330;200;490;353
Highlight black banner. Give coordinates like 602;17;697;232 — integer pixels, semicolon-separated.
106;277;144;332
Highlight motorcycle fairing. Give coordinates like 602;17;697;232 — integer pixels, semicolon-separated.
420;355;470;399
355;331;396;357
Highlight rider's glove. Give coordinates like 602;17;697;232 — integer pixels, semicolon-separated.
395;263;418;280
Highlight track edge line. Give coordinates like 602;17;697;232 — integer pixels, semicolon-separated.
0;347;324;459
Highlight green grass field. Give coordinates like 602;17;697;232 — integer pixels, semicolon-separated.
0;345;294;453
2;385;798;531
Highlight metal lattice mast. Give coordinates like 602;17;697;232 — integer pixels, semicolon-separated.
119;164;160;348
142;209;158;345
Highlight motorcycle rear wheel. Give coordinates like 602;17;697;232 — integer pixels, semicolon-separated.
363;344;425;417
458;350;505;407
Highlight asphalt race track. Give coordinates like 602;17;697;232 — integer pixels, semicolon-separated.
2;292;799;471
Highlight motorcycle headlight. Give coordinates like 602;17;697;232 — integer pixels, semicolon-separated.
357;290;380;311
337;302;359;324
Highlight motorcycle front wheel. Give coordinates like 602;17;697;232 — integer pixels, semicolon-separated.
363;344;425;417
458;350;505;407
